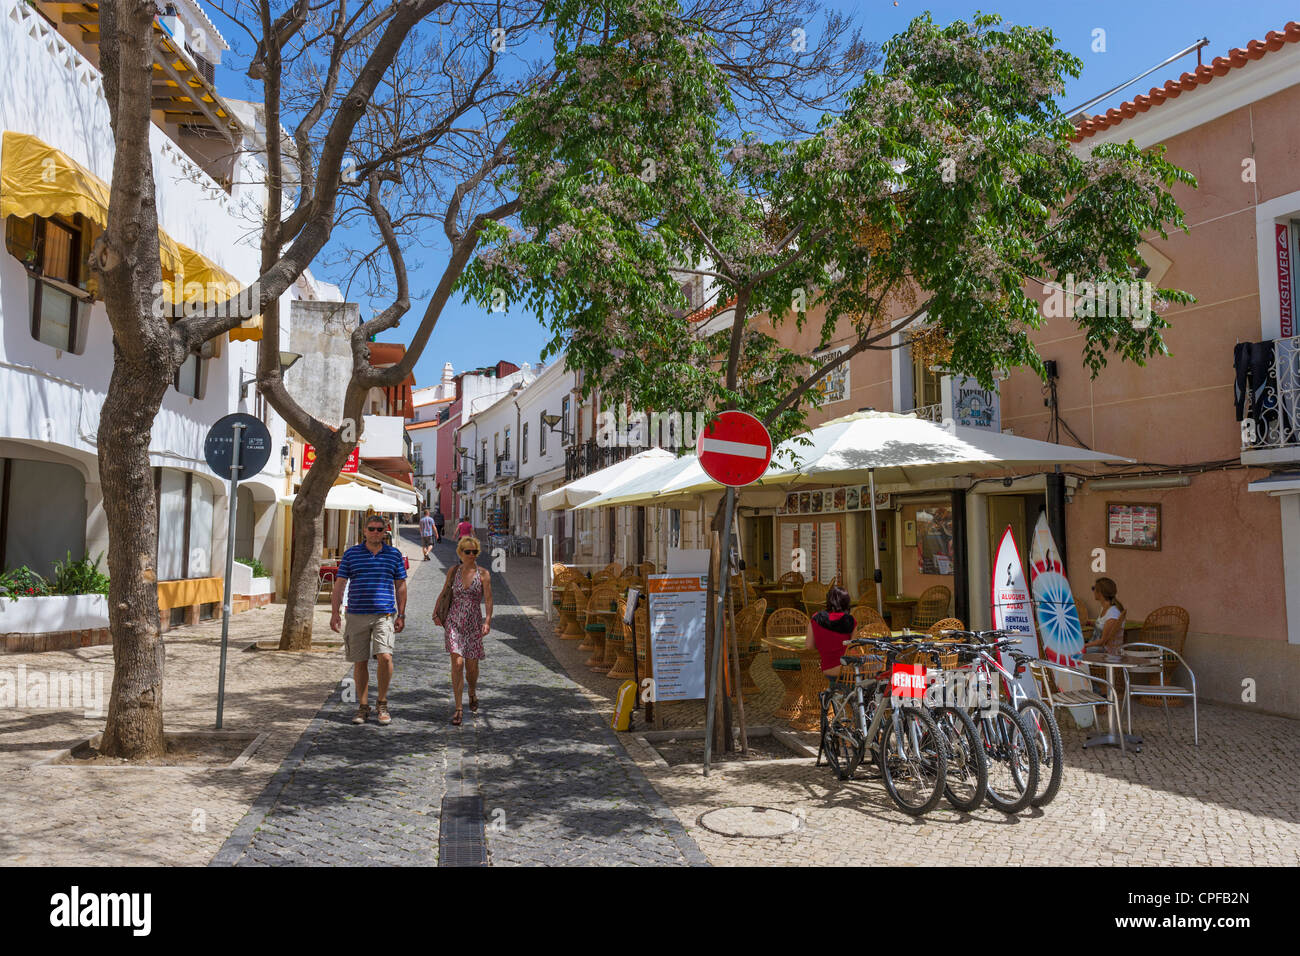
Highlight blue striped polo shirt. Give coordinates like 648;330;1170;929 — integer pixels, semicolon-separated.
337;543;407;614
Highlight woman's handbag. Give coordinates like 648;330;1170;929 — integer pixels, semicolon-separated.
434;571;453;626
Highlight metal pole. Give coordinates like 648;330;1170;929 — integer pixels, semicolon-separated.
703;485;736;776
216;422;243;729
543;534;553;622
868;468;884;616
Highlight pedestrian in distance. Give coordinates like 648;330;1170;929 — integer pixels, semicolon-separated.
433;535;492;726
432;507;445;545
456;516;473;540
420;509;437;560
331;515;408;726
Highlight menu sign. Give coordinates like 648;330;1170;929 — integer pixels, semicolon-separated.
646;574;708;701
1106;502;1161;551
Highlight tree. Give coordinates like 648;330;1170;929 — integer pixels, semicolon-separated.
92;0;452;758
463;10;1196;747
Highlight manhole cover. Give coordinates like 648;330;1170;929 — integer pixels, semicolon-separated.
697;806;803;838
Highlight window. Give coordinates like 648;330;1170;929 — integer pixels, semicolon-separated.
174;349;207;399
911;350;942;410
539;411;548;455
504;427;511;461
522;422;529;463
5;214;95;354
562;396;572;445
153;468;214;580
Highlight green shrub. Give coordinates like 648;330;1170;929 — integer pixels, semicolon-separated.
0;566;52;599
234;557;270;578
51;552;110;596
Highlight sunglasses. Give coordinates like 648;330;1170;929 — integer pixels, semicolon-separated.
462;549;479;555
366;527;386;532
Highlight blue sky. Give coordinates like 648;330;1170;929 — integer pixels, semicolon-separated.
209;1;1299;390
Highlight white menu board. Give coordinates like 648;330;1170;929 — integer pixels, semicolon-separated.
818;522;839;584
647;574;708;702
779;522;797;576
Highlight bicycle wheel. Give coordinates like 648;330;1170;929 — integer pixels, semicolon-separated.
879;705;948;816
1018;699;1064;807
934;705;988;812
980;702;1039;814
821;692;865;781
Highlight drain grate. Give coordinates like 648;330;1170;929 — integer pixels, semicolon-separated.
439;795;488;866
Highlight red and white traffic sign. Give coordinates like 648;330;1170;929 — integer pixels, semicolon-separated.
696;410;773;487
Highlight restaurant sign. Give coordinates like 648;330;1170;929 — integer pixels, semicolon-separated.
943;375;1000;432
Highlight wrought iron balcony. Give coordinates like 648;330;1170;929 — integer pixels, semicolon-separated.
1239;336;1300;453
904;403;944;423
475;462;487;485
564;439;632;482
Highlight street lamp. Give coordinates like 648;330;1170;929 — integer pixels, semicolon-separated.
540;413;562;433
239;351;304;400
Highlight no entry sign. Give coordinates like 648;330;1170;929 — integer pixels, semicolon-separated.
697;410;773;487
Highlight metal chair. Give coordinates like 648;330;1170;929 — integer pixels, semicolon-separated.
911;585;952;630
1121;642;1199;745
1029;659;1127;753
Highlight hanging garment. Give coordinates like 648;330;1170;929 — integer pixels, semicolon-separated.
1234;340;1278;443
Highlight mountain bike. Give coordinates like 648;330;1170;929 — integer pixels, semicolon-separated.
817;637;948;816
907;641;989;813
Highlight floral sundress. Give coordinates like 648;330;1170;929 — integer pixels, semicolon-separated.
444;565;485;659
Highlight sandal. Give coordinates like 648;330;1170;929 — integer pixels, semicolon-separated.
468;695;479;712
451;708;462;726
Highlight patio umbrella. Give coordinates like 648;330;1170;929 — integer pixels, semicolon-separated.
537;447;676;511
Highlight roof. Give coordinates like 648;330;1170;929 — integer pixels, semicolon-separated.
406;420;443;431
1073;21;1300;140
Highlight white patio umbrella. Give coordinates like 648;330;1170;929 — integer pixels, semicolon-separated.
537;447;676;511
279;481;417;514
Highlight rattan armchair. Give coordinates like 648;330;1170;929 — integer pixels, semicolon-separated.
765;608;810;719
634;604;651;683
801;580;829;618
582;584;616;661
562;584;588;640
911;585;952;629
777;571;805;588
850;605;889;634
928;617;965;637
729;598;767;697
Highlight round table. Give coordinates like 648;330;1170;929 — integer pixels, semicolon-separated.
1080;653;1146;751
882;596;918;629
761;635;824;732
762;588;805;611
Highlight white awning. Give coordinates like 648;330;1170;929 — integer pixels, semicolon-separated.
278;480;418;514
538;448;675;511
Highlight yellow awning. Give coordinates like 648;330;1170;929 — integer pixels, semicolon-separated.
1;131;261;341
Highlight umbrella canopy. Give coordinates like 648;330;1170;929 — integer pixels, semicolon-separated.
537;448;676;511
279;481;417;514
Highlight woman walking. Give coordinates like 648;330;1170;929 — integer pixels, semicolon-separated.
434;535;492;725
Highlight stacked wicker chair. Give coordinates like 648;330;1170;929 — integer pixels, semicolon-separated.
557;580;582;638
562;584;589;641
633;604;652;685
765;608;810;719
729;598;768;698
911;585;952;630
582;583;617;664
603;597;628;672
801;580;829;618
850;604;890;635
606;604;636;681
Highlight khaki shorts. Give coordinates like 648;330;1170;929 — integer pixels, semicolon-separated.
344;613;396;662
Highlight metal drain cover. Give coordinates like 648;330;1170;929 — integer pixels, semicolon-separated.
697;806;803;838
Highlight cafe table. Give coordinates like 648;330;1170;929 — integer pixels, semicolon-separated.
761;634;824;731
1080;652;1145;752
762;588;805;612
882;596;919;628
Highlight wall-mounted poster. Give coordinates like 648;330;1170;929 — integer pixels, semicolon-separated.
1107;502;1162;550
811;492;823;513
846;487;860;510
798;492;810;513
916;506;955;575
785;493;798;515
823;491;835;511
833;489;846;511
904;519;916;547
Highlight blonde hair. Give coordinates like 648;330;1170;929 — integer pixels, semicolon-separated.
457;535;481;556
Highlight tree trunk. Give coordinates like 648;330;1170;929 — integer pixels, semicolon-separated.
97;352;171;758
277;437;355;649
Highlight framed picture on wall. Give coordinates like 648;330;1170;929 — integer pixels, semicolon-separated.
798;492;811;513
903;519;916;547
846;486;860;510
823;491;835;511
833;488;846;511
785;493;798;515
811;492;823;513
1106;502;1162;550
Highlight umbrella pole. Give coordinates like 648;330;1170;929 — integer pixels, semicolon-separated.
868;468;884;616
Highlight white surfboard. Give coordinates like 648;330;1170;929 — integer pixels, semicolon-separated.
1028;513;1094;729
989;525;1039;705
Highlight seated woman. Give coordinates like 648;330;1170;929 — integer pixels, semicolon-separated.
1081;577;1126;655
805;585;857;683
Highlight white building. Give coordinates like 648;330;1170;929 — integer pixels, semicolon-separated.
456;363;536;530
0;0;342;643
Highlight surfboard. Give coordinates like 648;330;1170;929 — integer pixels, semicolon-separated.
989;525;1039;705
1028;513;1094;729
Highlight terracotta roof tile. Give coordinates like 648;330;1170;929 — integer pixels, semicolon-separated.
1072;21;1300;140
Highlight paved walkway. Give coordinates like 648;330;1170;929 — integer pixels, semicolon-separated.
214;534;705;866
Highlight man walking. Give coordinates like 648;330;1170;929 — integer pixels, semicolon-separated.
432;506;445;545
331;515;407;726
420;509;437;560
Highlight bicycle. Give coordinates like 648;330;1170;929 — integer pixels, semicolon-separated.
817;637;949;816
906;640;989;813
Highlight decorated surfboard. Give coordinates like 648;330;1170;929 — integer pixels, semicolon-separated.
1028;512;1094;728
989;525;1039;704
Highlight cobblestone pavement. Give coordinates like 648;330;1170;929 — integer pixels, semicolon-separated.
507;556;1300;867
215;534;704;866
0;600;342;866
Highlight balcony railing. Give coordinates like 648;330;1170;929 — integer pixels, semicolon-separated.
410;455;424;476
1240;336;1300;452
564;439;632;483
904;403;944;423
475;462;487;485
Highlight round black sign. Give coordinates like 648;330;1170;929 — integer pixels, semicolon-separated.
204;413;273;479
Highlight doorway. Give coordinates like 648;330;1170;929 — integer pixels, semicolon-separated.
987;492;1045;581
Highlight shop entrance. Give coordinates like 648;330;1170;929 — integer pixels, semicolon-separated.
987;492;1045;581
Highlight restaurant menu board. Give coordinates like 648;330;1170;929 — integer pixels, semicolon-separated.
776;517;844;583
915;505;955;576
818;521;840;584
780;486;890;514
1107;503;1161;550
646;574;708;702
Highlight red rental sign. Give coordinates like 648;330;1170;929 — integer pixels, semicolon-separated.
696;410;773;487
303;445;359;474
890;663;926;699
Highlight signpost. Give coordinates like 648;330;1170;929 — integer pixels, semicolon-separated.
204;413;272;729
697;411;772;775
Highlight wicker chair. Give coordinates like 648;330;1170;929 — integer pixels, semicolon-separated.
606;608;636;681
582;584;616;660
556;578;579;636
849;620;891;678
801;580;829;618
850;605;889;634
743;567;765;585
729;598;768;698
637;562;656;577
603;562;623;577
911;585;952;629
562;585;588;640
633;604;652;684
777;571;805;588
765;608;810;719
928;617;965;637
603;598;627;670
